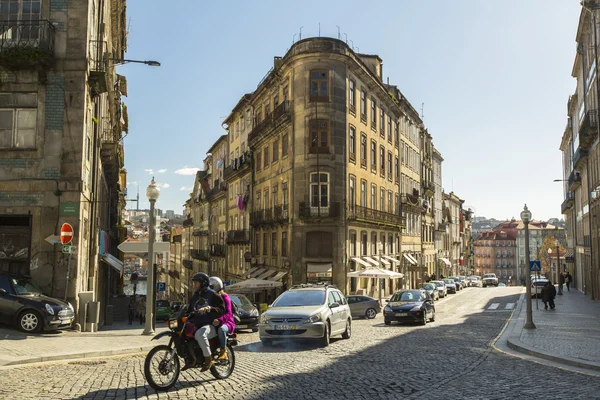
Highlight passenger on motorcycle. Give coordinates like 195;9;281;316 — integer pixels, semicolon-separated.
185;272;225;371
209;276;236;360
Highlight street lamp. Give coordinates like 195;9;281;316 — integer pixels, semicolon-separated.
554;239;563;295
143;177;160;336
377;242;384;305
110;58;161;66
520;204;536;330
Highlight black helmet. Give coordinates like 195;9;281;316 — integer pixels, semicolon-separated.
191;272;210;290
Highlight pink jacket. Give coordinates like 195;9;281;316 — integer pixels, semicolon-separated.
219;293;236;332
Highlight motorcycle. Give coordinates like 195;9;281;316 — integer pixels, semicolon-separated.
143;300;238;391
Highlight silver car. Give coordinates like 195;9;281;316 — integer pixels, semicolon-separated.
420;283;440;301
347;295;381;319
431;280;447;297
259;284;352;347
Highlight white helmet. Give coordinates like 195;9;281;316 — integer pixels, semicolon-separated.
209;276;223;292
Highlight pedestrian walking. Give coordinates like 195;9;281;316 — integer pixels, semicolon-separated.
137;296;146;324
565;272;572;291
541;281;556;310
558;272;565;294
128;297;135;325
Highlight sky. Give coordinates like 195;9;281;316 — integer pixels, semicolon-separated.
121;0;581;221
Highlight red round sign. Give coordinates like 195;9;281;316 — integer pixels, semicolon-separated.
60;223;74;245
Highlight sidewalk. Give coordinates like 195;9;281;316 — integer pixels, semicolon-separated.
505;287;600;372
0;321;169;367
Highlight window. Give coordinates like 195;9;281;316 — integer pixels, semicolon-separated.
263;146;269;168
283;85;289;102
360;133;367;167
264;189;269;209
272;232;277;256
0;108;36;149
371;184;377;210
380;233;386;253
371;97;377;128
380;109;385;135
380;146;385;176
371;232;377;254
395;193;400;214
349;79;356;112
387;151;392;180
272;139;279;162
310;70;329;101
282;182;288;205
256;191;261;210
272;184;278;207
387;116;392;142
0;1;41;34
255;151;262;171
361;231;368;255
282;133;289;157
360;90;367;121
235;121;240;138
310;120;329;153
310;172;329;208
388;191;393;214
281;231;288;256
395;156;399;182
349;231;357;256
370;140;376;170
380;188;385;212
349;126;356;160
395;122;399;147
349;175;356;208
263;232;268;255
360;180;367;206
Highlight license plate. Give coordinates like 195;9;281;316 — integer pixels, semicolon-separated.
275;325;296;330
395;313;408;317
61;319;72;324
238;324;248;329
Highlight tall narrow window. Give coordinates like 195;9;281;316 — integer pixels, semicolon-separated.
380;109;385;135
395;156;399;182
310;120;329;153
282;133;289;157
349;79;356;112
394;122;399;147
255;232;260;254
360;133;367;167
349;126;356;160
263;146;269;168
271;232;277;256
310;172;329;208
380;188;385;212
263;232;268;255
360;180;367;207
371;98;377;128
272;184;278;207
281;231;288;256
371;184;377;210
387;151;392;180
370;140;376;170
349;175;356;208
361;232;368;255
272;139;279;162
388;191;393;214
255;151;262;172
310;70;329;101
282;182;288;205
380;146;385;176
387;115;392;142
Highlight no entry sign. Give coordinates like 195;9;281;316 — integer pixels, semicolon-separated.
60;223;74;245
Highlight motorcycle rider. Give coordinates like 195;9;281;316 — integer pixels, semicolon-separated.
209;276;236;360
185;272;225;371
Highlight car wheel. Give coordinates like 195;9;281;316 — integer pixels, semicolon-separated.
261;339;273;347
430;310;436;322
19;310;42;333
384;320;391;326
365;308;377;319
420;313;427;326
341;319;351;339
320;321;330;347
252;328;259;333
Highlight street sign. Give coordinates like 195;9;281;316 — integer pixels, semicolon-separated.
60;223;74;245
117;241;170;253
157;282;166;292
62;245;72;254
45;235;61;245
529;260;541;272
60;202;79;217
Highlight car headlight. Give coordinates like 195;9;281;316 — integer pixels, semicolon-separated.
384;305;392;311
410;306;421;312
259;314;270;324
304;313;322;323
45;303;55;315
249;308;259;317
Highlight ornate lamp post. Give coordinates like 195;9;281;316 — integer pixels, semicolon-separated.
143;177;160;335
555;239;563;295
520;204;535;329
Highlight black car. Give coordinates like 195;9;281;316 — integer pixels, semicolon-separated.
383;289;435;326
228;293;259;332
0;273;75;333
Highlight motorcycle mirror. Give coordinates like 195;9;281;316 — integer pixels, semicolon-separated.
194;299;207;310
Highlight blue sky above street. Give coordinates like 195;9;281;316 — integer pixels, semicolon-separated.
121;0;580;220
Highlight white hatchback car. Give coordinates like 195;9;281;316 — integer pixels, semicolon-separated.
531;277;549;298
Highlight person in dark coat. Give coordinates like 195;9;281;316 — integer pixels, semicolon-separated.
541;281;556;310
565;272;572;291
558;273;565;293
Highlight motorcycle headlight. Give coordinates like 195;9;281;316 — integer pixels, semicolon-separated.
410;306;422;312
45;303;55;315
259;314;270;324
168;319;178;329
303;313;322;323
249;308;259;317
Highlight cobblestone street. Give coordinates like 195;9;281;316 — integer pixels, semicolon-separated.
1;287;597;400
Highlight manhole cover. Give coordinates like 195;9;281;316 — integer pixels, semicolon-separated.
68;360;107;366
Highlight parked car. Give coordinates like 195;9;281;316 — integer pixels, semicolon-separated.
155;300;172;321
468;276;482;287
482;273;499;287
258;283;352;347
0;273;75;333
449;277;462;291
347;295;381;319
228;293;259;332
383;290;435;325
170;301;183;312
431;280;447;297
444;279;457;294
531;277;549;298
420;283;440;301
498;283;507;287
457;276;468;288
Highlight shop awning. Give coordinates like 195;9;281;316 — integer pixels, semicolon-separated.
268;271;288;282
307;263;332;278
256;269;278;280
565;250;575;263
403;254;417;265
438;257;452;268
246;266;262;277
100;254;123;274
382;255;401;264
248;267;267;278
362;256;380;267
373;255;391;266
351;257;372;268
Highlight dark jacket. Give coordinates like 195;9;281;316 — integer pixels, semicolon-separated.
559;274;565;285
541;284;556;302
186;288;225;328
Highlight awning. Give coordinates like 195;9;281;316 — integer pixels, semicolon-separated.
268;271;288;282
246;266;262;277
249;267;267;278
565;250;575;263
307;263;332;278
100;254;123;274
226;278;283;292
403;254;417;265
373;255;391;266
256;269;277;280
362;256;380;267
438;257;452;268
382;255;400;264
351;257;372;268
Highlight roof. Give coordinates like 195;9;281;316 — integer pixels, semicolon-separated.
222;93;253;125
206;135;228;154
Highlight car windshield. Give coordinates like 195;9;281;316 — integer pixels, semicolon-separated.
229;294;253;307
273;290;325;307
484;274;495;278
156;300;170;307
390;291;424;302
11;278;42;295
444;279;455;284
432;281;444;287
423;284;435;290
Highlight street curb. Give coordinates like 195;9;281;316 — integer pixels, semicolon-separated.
504;293;600;372
0;345;158;367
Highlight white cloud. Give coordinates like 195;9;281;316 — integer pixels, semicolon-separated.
144;169;154;174
158;169;167;174
127;181;138;186
180;186;192;191
174;167;200;176
158;183;170;189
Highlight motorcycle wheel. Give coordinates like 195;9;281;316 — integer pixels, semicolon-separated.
210;345;235;379
144;345;180;391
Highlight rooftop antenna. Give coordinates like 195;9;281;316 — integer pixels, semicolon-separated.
349;39;354;50
421;102;425;120
299;26;303;40
293;33;296;44
336;25;340;40
319;22;321;37
344;33;348;43
356;46;359;53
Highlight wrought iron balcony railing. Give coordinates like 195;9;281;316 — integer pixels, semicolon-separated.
226;229;250;244
210;244;226;257
0;20;55;70
347;204;405;227
298;202;341;219
182;217;193;227
224;151;252;180
578;109;598;149
182;259;193;269
191;249;209;261
561;191;575;214
89;40;109;95
248;101;292;144
193;229;209;237
573;147;588;171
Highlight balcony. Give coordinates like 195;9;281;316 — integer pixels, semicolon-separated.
273;204;289;223
193;229;209;236
226;229;250;244
423;181;435;196
568;170;582;191
210;244;226;257
250;210;265;226
248;101;292;145
436;222;448;232
299;202;341;219
578;109;598;150
207;181;227;200
573;147;589;171
191;249;209;261
224;151;252;181
88;40;109;95
401;193;426;213
0;20;55;70
182;259;193;270
347;204;405;228
182;217;193;227
561;191;575;214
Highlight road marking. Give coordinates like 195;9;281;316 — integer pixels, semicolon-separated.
488;303;500;310
505;303;515;310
